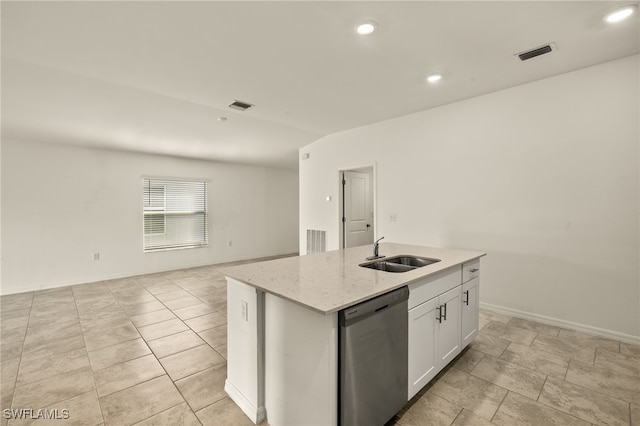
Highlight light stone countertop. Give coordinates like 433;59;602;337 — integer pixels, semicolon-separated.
221;242;486;315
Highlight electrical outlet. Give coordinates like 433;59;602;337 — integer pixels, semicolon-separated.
241;300;248;321
227;240;233;247
93;252;100;261
389;213;398;222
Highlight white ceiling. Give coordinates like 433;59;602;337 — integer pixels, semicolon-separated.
2;1;638;169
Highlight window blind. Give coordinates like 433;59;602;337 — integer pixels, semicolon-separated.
143;178;208;252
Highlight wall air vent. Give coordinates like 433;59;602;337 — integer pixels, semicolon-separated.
516;43;556;61
306;229;326;254
229;100;254;111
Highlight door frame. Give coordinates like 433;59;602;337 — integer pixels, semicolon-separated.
338;164;377;249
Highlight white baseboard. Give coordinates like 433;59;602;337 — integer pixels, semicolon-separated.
480;302;640;345
224;379;266;424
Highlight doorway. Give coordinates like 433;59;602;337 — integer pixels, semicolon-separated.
340;166;375;249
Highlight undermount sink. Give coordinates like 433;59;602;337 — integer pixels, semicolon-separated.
359;255;441;273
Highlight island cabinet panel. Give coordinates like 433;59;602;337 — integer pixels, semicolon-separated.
462;277;480;346
264;293;338;426
225;278;266;423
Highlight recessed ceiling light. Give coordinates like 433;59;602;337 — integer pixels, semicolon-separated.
427;74;443;83
356;22;377;35
218;116;228;122
604;5;637;23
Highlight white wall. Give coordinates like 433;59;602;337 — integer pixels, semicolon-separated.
300;55;639;341
1;139;299;295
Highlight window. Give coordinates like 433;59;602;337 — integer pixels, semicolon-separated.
143;178;208;251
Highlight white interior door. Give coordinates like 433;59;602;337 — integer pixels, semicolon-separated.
343;171;373;248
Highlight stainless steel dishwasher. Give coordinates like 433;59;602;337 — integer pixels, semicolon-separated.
339;286;409;426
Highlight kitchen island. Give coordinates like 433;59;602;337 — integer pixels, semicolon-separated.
222;243;485;425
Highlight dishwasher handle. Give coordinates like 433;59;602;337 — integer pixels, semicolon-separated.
375;304;389;313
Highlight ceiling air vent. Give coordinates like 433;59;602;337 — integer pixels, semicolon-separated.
516;43;556;61
228;100;254;111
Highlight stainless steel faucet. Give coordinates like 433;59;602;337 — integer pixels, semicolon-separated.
367;236;385;260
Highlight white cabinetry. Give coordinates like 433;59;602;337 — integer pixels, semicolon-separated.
408;297;438;397
461;260;480;347
407;260;481;400
407;268;462;400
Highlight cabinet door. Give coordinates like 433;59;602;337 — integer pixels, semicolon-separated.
408;297;438;400
437;286;462;369
461;277;479;347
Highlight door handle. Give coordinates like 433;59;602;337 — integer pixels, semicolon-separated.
464;290;469;306
366;224;371;228
437;304;447;322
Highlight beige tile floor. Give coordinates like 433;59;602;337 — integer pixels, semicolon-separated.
1;258;639;426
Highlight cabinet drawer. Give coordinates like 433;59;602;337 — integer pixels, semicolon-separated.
408;267;461;310
462;260;480;283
